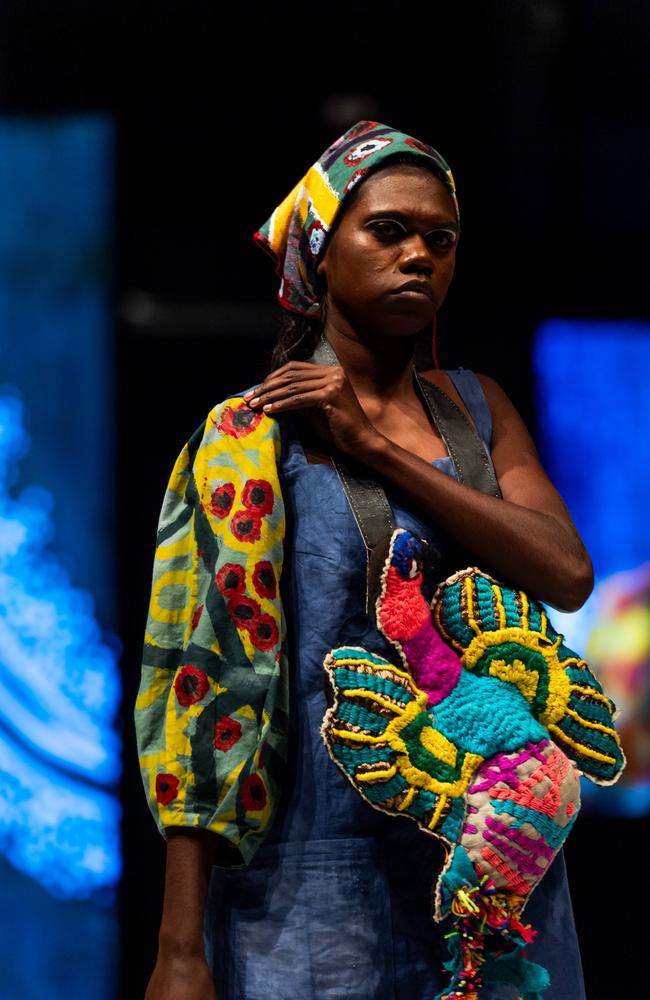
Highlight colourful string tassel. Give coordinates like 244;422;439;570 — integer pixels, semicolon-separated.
435;850;550;1000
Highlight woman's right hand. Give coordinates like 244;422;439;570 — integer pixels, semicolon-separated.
144;950;217;1000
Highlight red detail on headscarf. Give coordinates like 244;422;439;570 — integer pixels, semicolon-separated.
405;136;438;158
343;167;369;195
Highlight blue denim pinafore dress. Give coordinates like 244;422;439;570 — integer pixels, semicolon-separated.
204;369;586;1000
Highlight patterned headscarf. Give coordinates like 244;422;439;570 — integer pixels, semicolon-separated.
253;120;459;317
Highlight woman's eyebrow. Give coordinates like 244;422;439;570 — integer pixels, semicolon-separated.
363;209;459;230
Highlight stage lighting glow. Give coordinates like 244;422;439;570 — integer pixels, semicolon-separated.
0;388;121;898
0;111;120;999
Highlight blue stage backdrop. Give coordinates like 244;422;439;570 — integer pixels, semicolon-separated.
534;320;650;816
0;117;120;998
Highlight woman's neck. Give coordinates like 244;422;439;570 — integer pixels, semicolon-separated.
322;325;417;403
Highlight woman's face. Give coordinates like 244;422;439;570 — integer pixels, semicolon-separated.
316;164;459;340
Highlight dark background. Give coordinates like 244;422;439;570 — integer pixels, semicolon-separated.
1;2;648;996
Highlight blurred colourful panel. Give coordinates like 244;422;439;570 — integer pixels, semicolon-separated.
534;320;650;816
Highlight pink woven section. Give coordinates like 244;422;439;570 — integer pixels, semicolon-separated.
402;620;462;706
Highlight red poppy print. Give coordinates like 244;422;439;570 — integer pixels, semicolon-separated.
217;401;264;438
231;508;263;543
252;560;276;599
191;604;204;630
213;716;243;752
216;562;246;599
241;773;267;811
210;482;235;519
156;773;179;806
229;594;261;629
241;479;274;516
250;612;279;651
174;665;210;707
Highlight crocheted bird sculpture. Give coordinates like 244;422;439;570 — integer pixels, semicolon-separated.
321;528;625;1000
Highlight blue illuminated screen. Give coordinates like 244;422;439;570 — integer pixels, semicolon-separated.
534;320;650;816
0;116;120;998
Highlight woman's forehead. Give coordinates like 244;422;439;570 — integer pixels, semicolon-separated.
347;167;458;219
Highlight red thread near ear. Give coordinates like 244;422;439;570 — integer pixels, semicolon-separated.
431;315;439;369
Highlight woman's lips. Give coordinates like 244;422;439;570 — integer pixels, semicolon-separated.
392;281;434;301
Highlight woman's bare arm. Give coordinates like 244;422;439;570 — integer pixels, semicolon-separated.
144;828;218;1000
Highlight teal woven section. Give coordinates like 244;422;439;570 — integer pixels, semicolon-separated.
440;579;475;647
500;587;521;627
332;745;394;768
331;647;394;668
332;667;412;704
568;694;616;725
363;773;408;802
526;598;543;633
474;573;498;632
439;794;466;842
336;701;388;734
565;666;605;692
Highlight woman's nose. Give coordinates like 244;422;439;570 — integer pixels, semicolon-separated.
399;234;434;272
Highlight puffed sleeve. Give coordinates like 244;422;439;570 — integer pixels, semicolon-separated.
134;394;289;867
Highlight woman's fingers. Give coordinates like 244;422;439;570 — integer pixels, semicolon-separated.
254;386;330;413
241;360;379;456
247;377;329;409
243;363;337;404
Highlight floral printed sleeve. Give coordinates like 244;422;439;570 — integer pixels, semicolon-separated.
134;395;289;866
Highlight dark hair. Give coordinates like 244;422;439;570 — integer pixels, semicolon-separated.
269;152;451;371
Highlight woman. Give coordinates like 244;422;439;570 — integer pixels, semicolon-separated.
138;121;592;999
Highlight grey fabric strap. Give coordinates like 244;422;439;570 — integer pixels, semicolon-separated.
306;334;501;611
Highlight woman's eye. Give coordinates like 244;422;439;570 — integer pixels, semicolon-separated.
426;228;458;251
370;220;405;240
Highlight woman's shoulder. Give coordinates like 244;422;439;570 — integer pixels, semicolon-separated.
419;368;514;419
419;367;496;434
419;366;498;393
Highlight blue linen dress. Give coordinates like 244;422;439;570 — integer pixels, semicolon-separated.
203;369;586;1000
